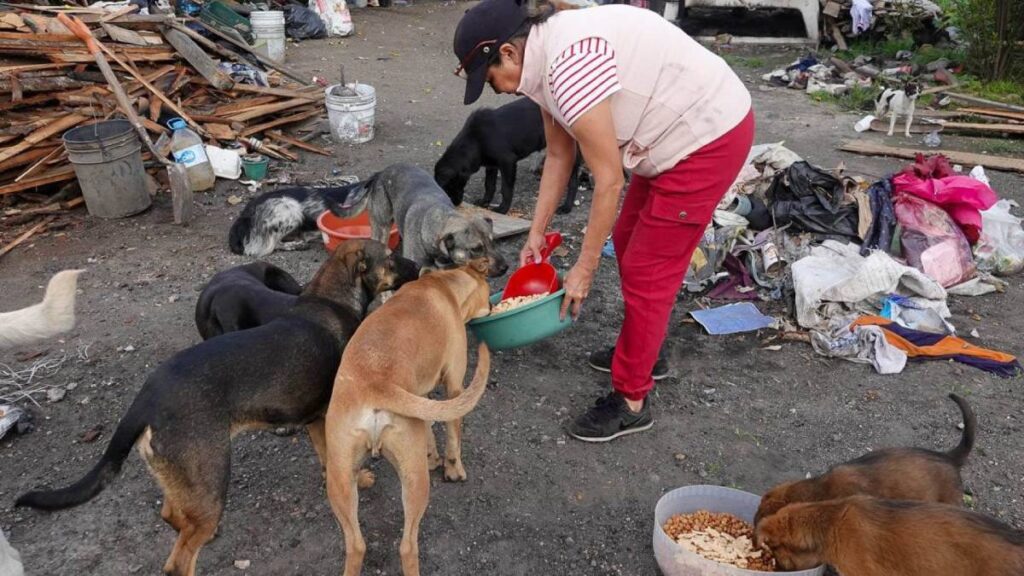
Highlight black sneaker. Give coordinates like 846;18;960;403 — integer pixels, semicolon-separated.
587;346;670;380
567;392;653;443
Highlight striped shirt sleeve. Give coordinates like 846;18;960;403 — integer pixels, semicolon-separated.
548;37;621;126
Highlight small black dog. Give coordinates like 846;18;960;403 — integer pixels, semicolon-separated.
435;97;582;215
228;180;363;257
194;262;302;340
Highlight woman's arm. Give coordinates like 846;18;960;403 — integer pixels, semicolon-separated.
559;99;624;319
520;109;578;266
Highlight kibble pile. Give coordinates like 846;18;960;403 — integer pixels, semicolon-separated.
491;293;549;315
663;511;776;572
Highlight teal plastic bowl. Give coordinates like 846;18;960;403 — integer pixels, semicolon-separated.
468;289;574;350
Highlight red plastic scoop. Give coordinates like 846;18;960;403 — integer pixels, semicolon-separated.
501;232;563;301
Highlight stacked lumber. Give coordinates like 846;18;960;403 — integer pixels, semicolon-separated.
1;5;332;253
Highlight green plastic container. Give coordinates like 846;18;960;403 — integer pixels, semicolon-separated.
199;0;254;44
241;154;269;180
468;289;574;350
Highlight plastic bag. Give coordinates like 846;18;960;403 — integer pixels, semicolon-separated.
284;4;327;39
309;0;353;37
974;200;1024;276
767;161;860;238
894;193;976;287
892;172;998;244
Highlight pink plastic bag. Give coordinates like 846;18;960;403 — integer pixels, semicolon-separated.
894;193;976;287
892;172;998;244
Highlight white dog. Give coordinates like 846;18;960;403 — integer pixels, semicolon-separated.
875;82;921;138
0;269;83;349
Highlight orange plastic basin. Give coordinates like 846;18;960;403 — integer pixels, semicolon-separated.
317;211;400;251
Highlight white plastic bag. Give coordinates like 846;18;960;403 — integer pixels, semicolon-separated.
975;199;1024;276
309;0;353;37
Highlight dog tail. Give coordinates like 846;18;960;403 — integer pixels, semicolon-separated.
16;394;149;510
374;342;491;422
324;174;378;218
945;393;976;468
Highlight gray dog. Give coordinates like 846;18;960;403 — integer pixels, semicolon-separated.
340;163;509;277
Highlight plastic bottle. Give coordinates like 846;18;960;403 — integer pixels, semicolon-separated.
167;117;215;192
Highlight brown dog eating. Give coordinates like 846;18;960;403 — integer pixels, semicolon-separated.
324;260;493;576
755;393;975;526
755;495;1024;575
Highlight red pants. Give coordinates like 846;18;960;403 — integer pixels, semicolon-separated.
611;110;755;401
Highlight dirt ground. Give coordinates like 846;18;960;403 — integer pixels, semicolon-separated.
2;3;1024;575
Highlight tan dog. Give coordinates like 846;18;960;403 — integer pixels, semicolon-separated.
324;260;493;576
755;495;1024;574
755;394;975;526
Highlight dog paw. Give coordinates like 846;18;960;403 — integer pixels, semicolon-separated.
356;468;376;489
555;205;572;215
428;453;443;471
444;459;467;482
473;198;491;208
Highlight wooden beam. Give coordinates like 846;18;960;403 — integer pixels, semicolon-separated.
941;92;1024;114
161;27;233;90
239;108;321;137
958;107;1024;123
839;140;1024;174
940;122;1024;137
221;82;325;101
228;98;311;122
267;130;332;156
100;22;152;46
0;144;59;173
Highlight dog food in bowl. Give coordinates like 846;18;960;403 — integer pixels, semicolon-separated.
490;293;549;316
664;511;775;571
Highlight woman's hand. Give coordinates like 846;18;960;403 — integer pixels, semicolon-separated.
519;230;547;267
560;262;596;320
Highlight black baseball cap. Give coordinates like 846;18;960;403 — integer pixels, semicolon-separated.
453;0;529;105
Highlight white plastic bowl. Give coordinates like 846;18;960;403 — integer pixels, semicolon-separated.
653;485;826;576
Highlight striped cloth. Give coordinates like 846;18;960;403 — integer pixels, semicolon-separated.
548;37;621;126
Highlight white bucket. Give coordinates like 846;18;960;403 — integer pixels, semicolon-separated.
251;11;286;64
325;83;376;144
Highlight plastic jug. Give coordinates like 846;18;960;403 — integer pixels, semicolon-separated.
167;118;215;192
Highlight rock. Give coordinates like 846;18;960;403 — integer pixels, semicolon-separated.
674;453;687;462
80;425;104;443
234;559;251;570
168;294;179;304
970;328;980;338
47;388;66;403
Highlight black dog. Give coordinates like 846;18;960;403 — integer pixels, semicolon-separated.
16;240;419;576
435;97;582;215
194;262;302;340
228;180;363;257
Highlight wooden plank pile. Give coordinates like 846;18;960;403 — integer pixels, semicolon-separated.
1;4;334;254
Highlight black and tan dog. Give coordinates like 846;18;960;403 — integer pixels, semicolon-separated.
755;495;1024;575
194;262;302;340
324;261;493;576
16;240;418;576
434;97;581;215
755;393;975;526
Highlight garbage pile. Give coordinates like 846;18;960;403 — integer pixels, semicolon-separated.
821;0;945;48
685;145;1023;377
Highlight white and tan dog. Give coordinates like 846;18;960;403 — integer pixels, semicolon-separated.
324;260;492;576
875;81;921;138
0;270;83;349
